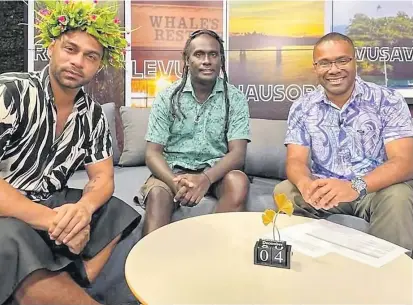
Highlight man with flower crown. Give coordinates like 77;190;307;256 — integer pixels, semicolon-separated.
0;1;141;304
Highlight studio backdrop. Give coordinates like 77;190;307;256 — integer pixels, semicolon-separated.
27;0;413;120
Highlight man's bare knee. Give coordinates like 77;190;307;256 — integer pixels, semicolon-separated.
145;187;174;213
15;269;100;305
143;187;175;236
215;171;249;212
14;269;50;304
144;187;175;223
221;170;249;204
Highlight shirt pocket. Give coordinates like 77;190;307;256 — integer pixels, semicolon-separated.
349;125;382;161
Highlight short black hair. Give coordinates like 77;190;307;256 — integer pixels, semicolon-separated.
314;32;355;56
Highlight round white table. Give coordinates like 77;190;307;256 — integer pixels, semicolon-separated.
125;212;412;304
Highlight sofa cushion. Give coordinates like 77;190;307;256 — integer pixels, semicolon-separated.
101;102;120;164
118;107;151;166
244;119;288;180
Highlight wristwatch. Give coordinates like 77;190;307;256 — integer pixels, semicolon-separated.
350;177;367;200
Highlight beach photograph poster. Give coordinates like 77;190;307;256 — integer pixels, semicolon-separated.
333;1;413;89
228;0;327;119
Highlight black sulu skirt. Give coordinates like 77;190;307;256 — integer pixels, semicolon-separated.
0;187;141;305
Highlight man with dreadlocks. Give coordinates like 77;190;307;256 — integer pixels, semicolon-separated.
138;29;251;236
0;1;141;305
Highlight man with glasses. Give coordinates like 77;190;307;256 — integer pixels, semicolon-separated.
137;29;251;236
274;32;413;251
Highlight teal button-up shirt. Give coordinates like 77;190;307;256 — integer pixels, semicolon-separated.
146;76;250;170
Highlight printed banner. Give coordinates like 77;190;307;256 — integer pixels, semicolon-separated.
130;0;223;107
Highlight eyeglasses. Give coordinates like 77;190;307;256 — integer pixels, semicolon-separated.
313;57;353;70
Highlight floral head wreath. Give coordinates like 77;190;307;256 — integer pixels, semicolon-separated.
35;0;128;69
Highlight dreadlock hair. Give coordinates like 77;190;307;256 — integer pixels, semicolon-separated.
170;29;230;136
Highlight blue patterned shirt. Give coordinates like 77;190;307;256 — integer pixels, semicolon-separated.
285;76;413;179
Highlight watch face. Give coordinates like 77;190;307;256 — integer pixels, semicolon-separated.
352;178;367;193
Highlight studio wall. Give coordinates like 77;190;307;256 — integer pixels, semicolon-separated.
27;0;413;120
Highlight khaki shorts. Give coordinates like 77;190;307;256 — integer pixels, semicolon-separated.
134;167;219;209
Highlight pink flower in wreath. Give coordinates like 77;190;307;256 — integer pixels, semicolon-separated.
64;0;70;4
114;17;120;24
57;15;68;25
90;14;97;21
39;9;49;15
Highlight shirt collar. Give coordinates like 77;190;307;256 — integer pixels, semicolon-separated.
182;75;224;97
40;65;89;115
40;65;54;103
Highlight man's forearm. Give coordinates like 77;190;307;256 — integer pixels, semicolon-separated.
146;153;177;193
363;157;413;193
79;175;114;214
204;151;245;184
0;178;56;230
286;159;313;187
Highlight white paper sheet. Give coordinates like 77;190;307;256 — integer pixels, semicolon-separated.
262;219;410;267
263;222;330;257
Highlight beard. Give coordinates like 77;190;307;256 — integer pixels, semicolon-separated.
51;66;91;90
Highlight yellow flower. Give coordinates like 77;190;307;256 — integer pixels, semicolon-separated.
262;209;276;226
274;193;294;216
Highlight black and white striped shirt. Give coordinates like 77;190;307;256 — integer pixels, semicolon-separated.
0;66;112;202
